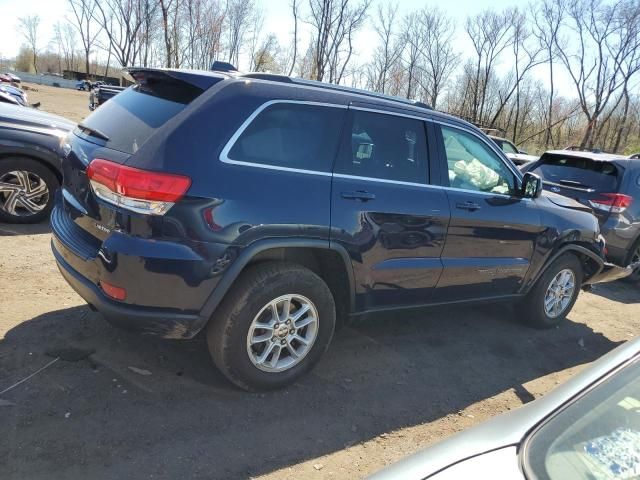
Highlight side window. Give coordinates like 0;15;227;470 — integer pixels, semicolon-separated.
226;103;345;171
334;110;428;184
440;125;516;195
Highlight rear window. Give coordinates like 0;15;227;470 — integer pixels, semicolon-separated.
80;78;209;154
226;103;345;172
531;155;620;191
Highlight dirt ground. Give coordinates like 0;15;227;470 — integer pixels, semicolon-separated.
1;84;640;479
21;82;90;124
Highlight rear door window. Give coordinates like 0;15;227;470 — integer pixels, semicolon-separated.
531;155;620;192
225;102;346;172
80;77;210;154
334;109;429;184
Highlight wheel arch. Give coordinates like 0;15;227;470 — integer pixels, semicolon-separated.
524;243;604;293
199;239;356;331
0;150;62;183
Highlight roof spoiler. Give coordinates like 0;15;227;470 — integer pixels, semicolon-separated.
124;67;225;91
210;61;238;73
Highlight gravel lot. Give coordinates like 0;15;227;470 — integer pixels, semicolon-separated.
1;84;639;479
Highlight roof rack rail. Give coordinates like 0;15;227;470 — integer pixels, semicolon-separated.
291;78;432;110
238;72;432;111
242;72;292;82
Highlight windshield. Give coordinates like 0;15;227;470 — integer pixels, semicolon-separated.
531;154;620;191
524;358;640;480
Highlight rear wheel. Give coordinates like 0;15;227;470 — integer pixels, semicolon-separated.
207;262;336;391
520;254;583;329
0;158;58;224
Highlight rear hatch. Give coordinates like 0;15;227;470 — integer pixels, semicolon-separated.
529;153;627;223
61;69;222;241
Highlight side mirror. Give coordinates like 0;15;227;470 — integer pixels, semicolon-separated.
521;172;542;199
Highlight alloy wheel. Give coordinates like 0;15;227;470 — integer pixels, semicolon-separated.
246;294;319;372
0;170;49;217
544;268;576;318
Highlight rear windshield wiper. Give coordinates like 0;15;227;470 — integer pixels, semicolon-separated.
78;123;110;141
559;179;592;189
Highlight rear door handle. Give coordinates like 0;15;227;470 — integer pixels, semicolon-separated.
456;201;481;211
341;191;376;202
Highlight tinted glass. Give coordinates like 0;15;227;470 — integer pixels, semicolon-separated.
228;103;345;172
81;79;208;154
441;126;515;195
335;110;428;184
525;358;640;480
531;155;620;192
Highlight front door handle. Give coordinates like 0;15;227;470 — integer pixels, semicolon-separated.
456;201;481;211
341;191;376;202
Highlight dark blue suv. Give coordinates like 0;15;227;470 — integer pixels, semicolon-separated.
51;68;630;390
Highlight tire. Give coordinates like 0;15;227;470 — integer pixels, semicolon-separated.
207;261;336;391
621;239;640;284
520;254;583;329
0;158;59;224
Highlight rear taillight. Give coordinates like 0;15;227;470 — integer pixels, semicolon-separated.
86;158;191;215
588;193;633;214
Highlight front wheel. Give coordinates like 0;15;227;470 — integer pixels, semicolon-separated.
520;254;583;329
207;262;336;391
0;158;59;224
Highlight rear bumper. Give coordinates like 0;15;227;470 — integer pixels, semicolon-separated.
52;239;207;339
600;217;639;265
49;194;229;339
584;260;640;285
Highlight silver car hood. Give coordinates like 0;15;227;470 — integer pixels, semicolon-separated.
369;336;640;480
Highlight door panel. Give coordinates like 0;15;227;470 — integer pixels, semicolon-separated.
434;123;542;301
330;109;450;311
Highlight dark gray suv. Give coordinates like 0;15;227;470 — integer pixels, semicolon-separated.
525;151;640;282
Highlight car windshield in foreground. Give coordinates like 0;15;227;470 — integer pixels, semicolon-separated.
531;155;620;192
524;357;640;480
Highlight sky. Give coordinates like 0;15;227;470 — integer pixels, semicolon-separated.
0;0;575;96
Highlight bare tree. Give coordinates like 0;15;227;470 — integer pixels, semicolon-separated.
533;0;565;147
68;0;102;76
18;15;40;73
307;0;371;82
465;9;515;122
488;9;544;131
53;22;78;71
287;0;300;76
368;3;401;94
253;34;281;72
93;0;152;68
226;0;254;67
556;0;640;148
417;7;460;108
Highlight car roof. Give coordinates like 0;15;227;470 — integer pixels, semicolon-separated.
544;149;629;163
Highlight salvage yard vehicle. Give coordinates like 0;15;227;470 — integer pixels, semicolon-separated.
0;103;74;223
88;84;126;110
488;134;538;166
524;151;640;283
51;67;636;390
370;336;640;480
